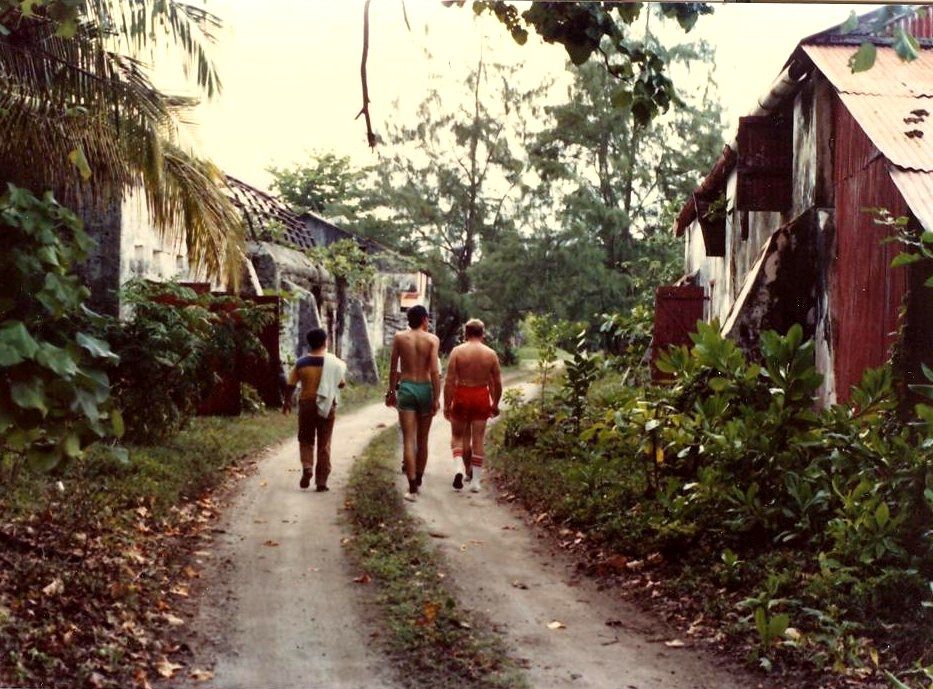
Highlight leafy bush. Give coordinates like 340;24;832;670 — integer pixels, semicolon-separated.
97;280;274;443
0;185;123;478
495;321;932;677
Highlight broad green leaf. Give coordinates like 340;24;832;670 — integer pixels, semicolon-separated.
111;408;125;438
26;448;61;473
20;0;39;17
72;387;102;422
0;21;10;36
11;379;47;415
849;42;877;73
108;445;130;465
0;321;39;366
875;501;890;527
884;671;912;689
893;27;920;63
891;252;921;267
68;146;92;181
839;10;859;34
76;332;119;363
921;231;933;244
35;342;78;377
62;432;82;458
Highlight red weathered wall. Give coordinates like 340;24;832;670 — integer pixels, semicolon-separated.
831;98;910;402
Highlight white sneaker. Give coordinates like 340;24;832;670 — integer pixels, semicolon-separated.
404;491;417;502
470;481;481;493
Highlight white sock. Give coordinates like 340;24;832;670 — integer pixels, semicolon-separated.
471;463;483;489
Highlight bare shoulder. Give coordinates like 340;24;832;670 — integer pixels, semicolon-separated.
482;343;499;361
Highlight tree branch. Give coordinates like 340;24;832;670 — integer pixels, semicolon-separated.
355;0;377;148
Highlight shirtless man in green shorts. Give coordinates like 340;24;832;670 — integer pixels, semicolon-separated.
385;305;441;501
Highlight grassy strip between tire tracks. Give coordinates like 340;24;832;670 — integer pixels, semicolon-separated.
345;427;528;689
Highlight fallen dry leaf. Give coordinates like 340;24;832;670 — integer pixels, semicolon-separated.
262;540;280;547
511;581;529;590
547;621;566;630
189;668;214;681
155;657;184;678
353;573;372;584
163;613;185;626
259;480;268;487
665;639;685;648
42;578;64;596
416;600;440;627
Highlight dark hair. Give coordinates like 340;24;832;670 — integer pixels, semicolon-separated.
306;328;327;349
407;305;428;329
464;318;484;339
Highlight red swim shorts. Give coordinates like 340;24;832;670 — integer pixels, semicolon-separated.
450;385;492;422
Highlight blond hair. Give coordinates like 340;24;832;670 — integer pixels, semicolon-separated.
464;318;485;339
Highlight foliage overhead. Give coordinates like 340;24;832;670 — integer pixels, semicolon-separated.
0;0;244;285
451;1;713;125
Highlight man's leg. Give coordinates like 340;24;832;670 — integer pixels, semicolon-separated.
450;418;467;490
315;412;336;491
469;418;488;492
399;410;419;498
463;423;473;480
415;413;433;486
298;402;315;489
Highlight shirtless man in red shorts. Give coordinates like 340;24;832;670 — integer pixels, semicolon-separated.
443;319;502;493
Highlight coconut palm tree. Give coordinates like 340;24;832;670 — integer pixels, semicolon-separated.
0;0;243;286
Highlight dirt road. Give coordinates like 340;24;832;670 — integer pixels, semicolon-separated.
180;400;400;689
184;387;753;689
405;382;754;689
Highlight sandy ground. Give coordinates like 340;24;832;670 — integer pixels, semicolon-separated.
179;400;400;689
183;385;756;689
404;382;756;689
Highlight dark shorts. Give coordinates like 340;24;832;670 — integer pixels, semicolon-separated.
450;385;492;422
397;380;434;416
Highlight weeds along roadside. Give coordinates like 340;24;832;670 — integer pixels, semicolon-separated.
343;427;528;689
490;322;932;688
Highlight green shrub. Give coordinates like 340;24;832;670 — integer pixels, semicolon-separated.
0;185;123;477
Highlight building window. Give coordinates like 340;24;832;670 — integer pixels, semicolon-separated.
736;115;792;212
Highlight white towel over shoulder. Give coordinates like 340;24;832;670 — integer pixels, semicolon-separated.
316;353;347;417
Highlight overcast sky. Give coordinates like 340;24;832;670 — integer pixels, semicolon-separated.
160;1;879;190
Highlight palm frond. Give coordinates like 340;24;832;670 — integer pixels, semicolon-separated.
0;2;241;285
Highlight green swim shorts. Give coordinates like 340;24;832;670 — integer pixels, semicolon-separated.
397;380;434;416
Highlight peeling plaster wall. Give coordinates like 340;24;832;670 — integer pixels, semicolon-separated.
119;190;195;291
685;75;834;333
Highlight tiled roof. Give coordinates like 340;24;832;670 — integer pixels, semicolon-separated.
224;176;317;249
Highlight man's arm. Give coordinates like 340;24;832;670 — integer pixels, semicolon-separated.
386;336;399;407
489;352;503;417
443;349;458;420
430;336;442;415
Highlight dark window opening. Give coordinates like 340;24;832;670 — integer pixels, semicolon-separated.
736;115;793;212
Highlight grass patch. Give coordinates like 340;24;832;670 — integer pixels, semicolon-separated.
345;428;527;689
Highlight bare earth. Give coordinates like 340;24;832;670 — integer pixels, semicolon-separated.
179;400;400;689
406;382;755;689
182;387;756;689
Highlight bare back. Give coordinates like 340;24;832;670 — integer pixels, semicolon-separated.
392;328;440;382
448;341;499;387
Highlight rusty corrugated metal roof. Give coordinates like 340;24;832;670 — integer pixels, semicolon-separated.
890;168;933;232
802;44;933;96
838;93;933;172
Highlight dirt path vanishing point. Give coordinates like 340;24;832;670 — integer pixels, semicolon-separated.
179;400;401;689
182;384;756;689
405;381;757;689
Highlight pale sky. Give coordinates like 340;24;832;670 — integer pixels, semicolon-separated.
158;1;879;191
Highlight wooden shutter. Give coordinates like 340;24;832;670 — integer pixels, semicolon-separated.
651;285;705;382
736;115;792;212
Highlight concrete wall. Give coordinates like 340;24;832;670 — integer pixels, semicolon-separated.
119;190;195;289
